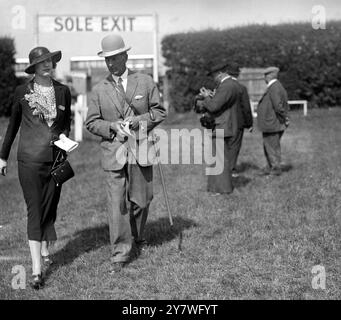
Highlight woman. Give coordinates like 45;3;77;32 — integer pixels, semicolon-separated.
0;47;71;289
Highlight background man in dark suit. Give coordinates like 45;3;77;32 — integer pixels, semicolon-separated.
227;64;253;177
257;67;289;176
85;34;167;272
195;62;240;194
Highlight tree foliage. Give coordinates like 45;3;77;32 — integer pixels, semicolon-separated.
162;22;341;112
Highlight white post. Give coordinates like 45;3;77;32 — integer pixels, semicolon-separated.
35;14;39;46
74;94;85;142
303;100;307;116
153;12;159;83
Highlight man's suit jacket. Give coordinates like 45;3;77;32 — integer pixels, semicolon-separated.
236;82;253;130
202;77;240;138
85;70;167;170
257;80;289;133
0;79;72;162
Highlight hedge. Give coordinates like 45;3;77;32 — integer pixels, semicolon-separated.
162;21;341;112
0;37;18;117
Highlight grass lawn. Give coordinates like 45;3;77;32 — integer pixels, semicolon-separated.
0;107;340;300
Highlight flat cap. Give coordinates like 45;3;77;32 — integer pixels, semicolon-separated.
264;66;279;75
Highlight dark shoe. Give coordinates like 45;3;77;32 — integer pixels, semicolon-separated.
30;274;44;290
110;262;125;273
135;239;148;252
270;167;282;176
257;166;271;176
42;255;53;267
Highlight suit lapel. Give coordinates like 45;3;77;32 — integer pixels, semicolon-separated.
259;81;277;102
124;70;138;116
53;80;63;124
104;74;125;118
259;88;269;103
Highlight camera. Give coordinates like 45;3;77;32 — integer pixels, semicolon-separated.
193;93;216;129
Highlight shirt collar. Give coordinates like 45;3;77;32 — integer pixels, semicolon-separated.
221;75;231;83
112;68;128;83
267;79;277;87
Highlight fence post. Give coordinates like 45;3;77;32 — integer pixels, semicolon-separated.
74;94;87;142
303;100;307;116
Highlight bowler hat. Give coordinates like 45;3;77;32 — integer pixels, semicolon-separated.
264;66;279;75
97;34;131;57
207;61;240;76
25;47;61;74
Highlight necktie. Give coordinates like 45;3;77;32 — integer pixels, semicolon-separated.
117;77;125;97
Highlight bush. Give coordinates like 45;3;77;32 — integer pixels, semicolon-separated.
162;22;341;112
0;37;18;117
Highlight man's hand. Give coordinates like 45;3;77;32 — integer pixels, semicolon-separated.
124;115;144;131
0;158;7;176
110;120;129;137
248;127;253;133
199;87;213;98
285;117;290;128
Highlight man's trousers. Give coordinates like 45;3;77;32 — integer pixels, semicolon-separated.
105;164;153;263
262;131;284;169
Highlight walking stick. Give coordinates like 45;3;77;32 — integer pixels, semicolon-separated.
152;131;182;249
126;106;174;227
154;143;173;226
149;110;173;227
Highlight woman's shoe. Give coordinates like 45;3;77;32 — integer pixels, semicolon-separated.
42;255;53;266
30;274;44;290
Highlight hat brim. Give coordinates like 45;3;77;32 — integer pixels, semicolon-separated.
25;51;62;74
98;46;131;58
264;68;279;75
207;69;223;76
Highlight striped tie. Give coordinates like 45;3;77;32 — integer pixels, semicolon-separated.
117;77;125;97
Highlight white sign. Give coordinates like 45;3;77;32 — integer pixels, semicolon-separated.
11;5;26;30
38;15;154;33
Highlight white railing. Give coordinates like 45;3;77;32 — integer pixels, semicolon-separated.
288;100;308;116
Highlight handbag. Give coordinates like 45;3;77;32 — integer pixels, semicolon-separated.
50;150;74;187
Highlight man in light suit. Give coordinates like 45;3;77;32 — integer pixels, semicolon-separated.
85;34;167;271
195;62;240;194
257;67;289;176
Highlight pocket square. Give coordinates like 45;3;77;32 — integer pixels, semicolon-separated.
134;95;144;100
58;105;65;111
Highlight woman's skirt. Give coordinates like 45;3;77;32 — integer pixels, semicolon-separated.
18;160;61;241
207;136;234;194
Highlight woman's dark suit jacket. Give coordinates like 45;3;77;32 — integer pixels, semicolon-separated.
0;79;71;163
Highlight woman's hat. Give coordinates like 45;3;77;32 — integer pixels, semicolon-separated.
97;34;131;57
25;47;62;74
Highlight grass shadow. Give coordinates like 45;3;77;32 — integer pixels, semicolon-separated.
49;223;110;267
236;162;260;173
281;163;294;172
144;216;197;248
232;176;252;188
45;216;196;276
